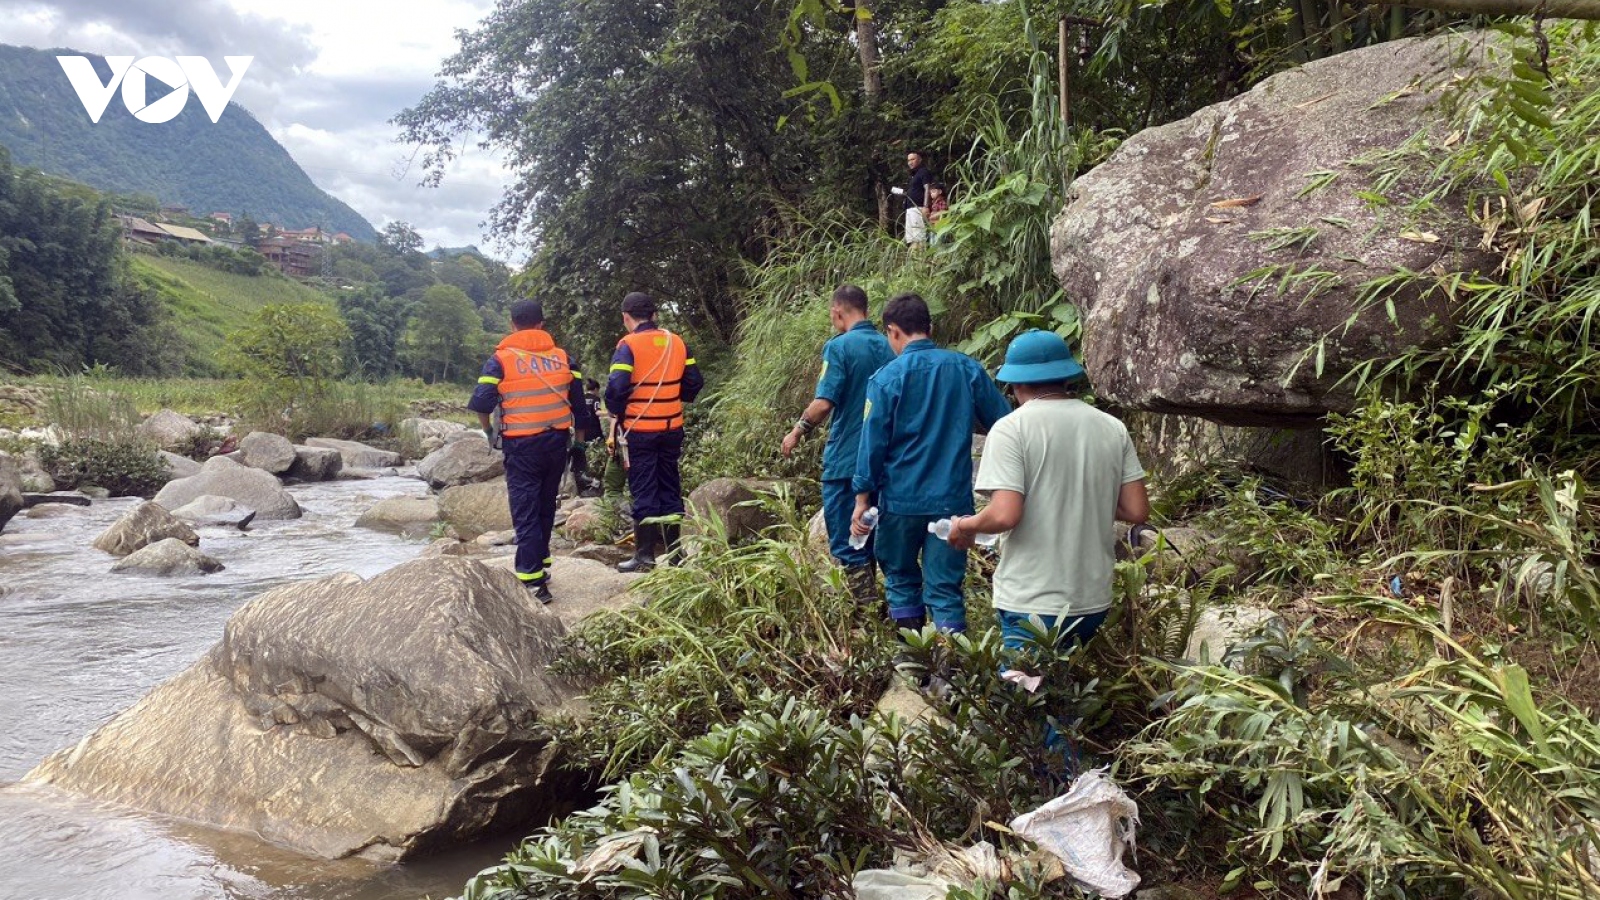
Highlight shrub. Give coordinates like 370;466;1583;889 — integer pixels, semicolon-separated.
38;436;167;496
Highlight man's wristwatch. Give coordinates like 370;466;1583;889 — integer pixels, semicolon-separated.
794;417;815;435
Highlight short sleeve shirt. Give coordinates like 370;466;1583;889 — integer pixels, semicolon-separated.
974;398;1145;618
815;321;894;482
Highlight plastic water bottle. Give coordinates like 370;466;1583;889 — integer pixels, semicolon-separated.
849;507;879;550
928;518;998;547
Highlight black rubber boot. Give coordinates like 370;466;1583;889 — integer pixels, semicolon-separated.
531;582;553;604
617;523;659;573
660;523;682;564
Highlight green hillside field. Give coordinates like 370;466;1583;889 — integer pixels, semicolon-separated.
130;252;335;376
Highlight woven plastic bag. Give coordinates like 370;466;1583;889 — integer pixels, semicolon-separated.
1009;768;1140;897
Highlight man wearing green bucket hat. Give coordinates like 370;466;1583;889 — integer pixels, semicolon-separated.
946;329;1150;652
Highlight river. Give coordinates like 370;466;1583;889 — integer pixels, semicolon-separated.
0;474;513;900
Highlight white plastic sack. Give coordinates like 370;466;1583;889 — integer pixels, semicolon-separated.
852;869;957;900
1009;768;1140;898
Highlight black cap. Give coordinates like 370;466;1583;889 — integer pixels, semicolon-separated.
621;291;656;319
510;300;544;328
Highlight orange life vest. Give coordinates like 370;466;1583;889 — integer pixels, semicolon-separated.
618;328;687;433
492;329;573;438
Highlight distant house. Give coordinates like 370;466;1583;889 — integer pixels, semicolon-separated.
208;211;233;224
117;215;169;245
258;235;320;278
155;223;213;244
160;203;190;217
333;232;353;245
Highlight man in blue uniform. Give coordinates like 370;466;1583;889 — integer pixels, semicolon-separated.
851;293;1012;634
606;291;705;572
468;300;585;603
780;284;895;607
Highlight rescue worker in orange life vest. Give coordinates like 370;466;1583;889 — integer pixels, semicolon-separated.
468;300;585;603
606;291;704;572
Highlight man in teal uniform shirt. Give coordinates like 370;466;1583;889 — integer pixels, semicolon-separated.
851;292;1012;634
781;284;896;607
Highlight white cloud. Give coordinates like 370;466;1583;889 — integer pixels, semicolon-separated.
0;0;519;260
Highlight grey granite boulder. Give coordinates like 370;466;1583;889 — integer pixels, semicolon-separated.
154;456;302;520
400;417;470;457
137;409;205;451
287;445;344;482
416;437;503;490
238;432;297;475
94;501;200;557
26;557;585;861
170;496;257;530
1051;33;1495;425
111;537;224;575
437;479;512;541
355;496;442;537
0;454;23;534
158;451;203;482
305;438;400;470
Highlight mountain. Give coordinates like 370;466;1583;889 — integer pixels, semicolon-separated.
0;45;376;241
428;245;487;260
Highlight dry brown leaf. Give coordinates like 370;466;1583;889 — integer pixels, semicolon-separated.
1519;197;1546;222
1399;230;1441;243
1209;196;1261;209
1205;216;1231;224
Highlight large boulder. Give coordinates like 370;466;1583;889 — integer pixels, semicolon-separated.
483;554;645;627
154;456;302;520
169;495;257;530
158;450;203;482
356;496;442;537
0;453;23;533
400;417;471;458
687;478;783;546
288;445;344;482
26;557;586;862
137;409;205;451
16;451;56;492
111;537;224;575
558;498;610;544
438;479;513;540
1051;34;1494;426
238;431;297;475
305;438;401;471
1122;410;1333;489
416;437;504;490
93;501;200;557
1184;605;1284;668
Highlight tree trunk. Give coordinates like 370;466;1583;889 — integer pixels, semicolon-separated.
855;1;883;102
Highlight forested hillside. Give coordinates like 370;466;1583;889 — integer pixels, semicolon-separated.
0;45;375;240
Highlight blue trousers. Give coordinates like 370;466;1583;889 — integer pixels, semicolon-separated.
822;479;871;567
998;609;1109;653
875;511;968;631
504;430;569;584
624;429;685;522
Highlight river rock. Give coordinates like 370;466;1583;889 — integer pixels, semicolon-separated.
137;409;205;451
238;431;297;475
305;438;401;470
558;499;608;544
169;496;257;530
438;479;512;540
0;454;23;533
687;478;783;546
159;450;203;482
22;491;92;508
93;501;200;557
1184;605;1283;667
288;445;344;482
400;417;470;457
25;557;586;862
566;542;632;566
416;437;503;490
154;456;302;520
1121;524;1261;587
484;554;644;626
111;537;225;575
355;496;442;537
26;503;83;519
1051;34;1494;426
16;451;55;492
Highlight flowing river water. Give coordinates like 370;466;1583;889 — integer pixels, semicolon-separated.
0;474;515;900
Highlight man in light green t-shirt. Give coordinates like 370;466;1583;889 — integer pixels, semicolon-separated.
947;330;1149;651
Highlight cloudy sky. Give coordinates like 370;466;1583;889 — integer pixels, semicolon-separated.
0;0;516;259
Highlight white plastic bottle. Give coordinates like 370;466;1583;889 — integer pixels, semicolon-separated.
849;507;879;550
928;517;998;547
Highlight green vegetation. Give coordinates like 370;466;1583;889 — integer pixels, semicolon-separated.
130;254;337;376
0;44;375;240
